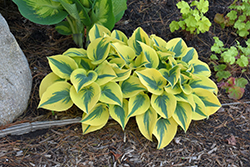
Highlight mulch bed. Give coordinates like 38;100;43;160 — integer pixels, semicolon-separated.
0;0;249;166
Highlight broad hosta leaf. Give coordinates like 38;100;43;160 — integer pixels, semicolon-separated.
70;69;98;92
189;59;211;77
39;72;64;99
111;42;136;65
172;101;192;132
63;48;87;57
193;88;221;116
70;82;101;113
120;76;146;98
112;66;131;82
164;83;182;95
181;47;198;63
72;57;96;71
131;52;149;68
137;41;159;68
157;50;175;61
95;60;117;85
150;34;167;51
48;55;78;80
38;81;73;111
153;117;178;149
112;0;127;22
99;82;123;106
82;122;107;135
136;68;166;95
128;92;150;118
192;94;208;120
175;92;196;111
159;65;180;87
151;92;177;119
166;38;188;58
81;103;109;126
189;75;218;94
109;58;126;69
109;99;129;130
87;37;111;64
88;24;111;42
180;83;192;95
111;30;128;43
136;106;158;141
128;27;150;55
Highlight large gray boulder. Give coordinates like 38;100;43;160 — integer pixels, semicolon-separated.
0;14;32;126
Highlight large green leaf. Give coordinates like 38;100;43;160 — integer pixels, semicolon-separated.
127;92;150;118
111;42;136;65
136;68;166;95
70;82;101;113
12;0;68;25
99;82;123;106
38;81;73;111
47;55;78;80
94;60;117;85
112;0;127;22
88;24;111;42
136;106;158;141
153;117;178;149
151;92;177;119
159;65;180;88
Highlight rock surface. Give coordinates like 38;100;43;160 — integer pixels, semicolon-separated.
0;14;32;126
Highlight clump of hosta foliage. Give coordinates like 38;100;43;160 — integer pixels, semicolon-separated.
169;0;211;34
38;24;221;149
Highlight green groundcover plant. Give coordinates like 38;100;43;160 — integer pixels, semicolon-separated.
169;0;211;34
38;24;221;149
12;0;127;47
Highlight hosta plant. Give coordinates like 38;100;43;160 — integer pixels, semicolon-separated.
12;0;127;47
38;24;221;149
169;0;211;34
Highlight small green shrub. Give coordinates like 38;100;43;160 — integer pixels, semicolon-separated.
169;0;211;34
39;24;221;149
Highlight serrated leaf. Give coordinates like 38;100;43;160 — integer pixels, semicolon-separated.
177;1;190;15
95;60;117;85
128;92;150;118
88;24;111;42
236;55;249;67
169;21;180;32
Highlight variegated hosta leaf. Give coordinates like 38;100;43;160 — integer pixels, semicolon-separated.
109;99;129;130
137;41;159;68
109;58;126;69
87;37;111;64
81;103;109;126
47;55;78;80
111;42;136;65
127;92;150;118
70;69;98;92
172;101;192;132
181;47;198;63
193;88;221;116
189;75;218;95
150;34;167;51
38;81;73;111
189;59;211;77
168;56;177;67
131;52;149;68
111;66;131;82
175;92;196;111
70;82;101;114
111;29;128;43
82;122;107;135
157;51;175;61
180;83;192;95
192;94;208;120
39;72;64;99
151;92;177;119
164;83;182;95
88;24;111;42
127;27;150;55
99;82;123;106
120;76;146;98
166;38;188;58
136;68;166;95
159;65;180;88
95;60;117;85
153;117;178;149
63;48;87;57
136;106;158;141
72;57;96;71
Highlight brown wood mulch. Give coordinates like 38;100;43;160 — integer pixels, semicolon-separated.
0;0;249;166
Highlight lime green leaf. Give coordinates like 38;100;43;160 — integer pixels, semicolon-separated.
193;88;221;116
109;99;129;130
166;38;188;58
189;59;211;77
151;92;177;119
63;48;87;57
99;82;123;106
38;81;73;111
87;37;111;64
169;21;180;33
95;60;117;85
81;103;109;126
48;55;78;80
192;94;208;120
120;76;147;98
189;75;218;94
159;66;180;88
136;68;166;95
136;106;158;141
236;55;249;67
111;42;136;65
88;24;111;42
111;30;128;43
128;92;150;118
70;69;98;92
176;1;190;14
172;101;192;132
39;72;64;99
153;117;178;149
70;82;101;114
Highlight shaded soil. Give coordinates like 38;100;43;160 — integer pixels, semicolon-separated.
0;0;250;166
